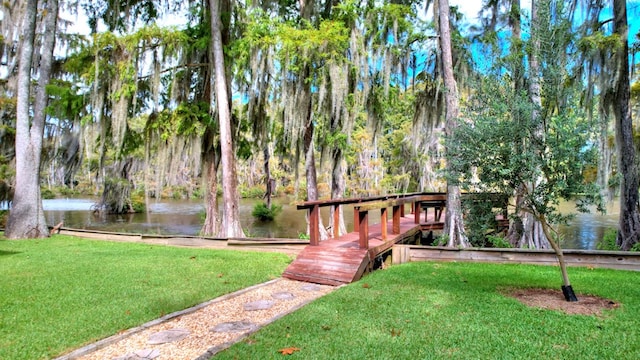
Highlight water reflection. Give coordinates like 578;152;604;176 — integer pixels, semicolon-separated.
39;197;620;250
557;200;619;250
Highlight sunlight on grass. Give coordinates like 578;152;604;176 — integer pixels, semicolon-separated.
214;262;639;359
0;235;291;360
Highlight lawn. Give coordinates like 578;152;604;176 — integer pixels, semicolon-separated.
214;262;640;360
0;235;292;360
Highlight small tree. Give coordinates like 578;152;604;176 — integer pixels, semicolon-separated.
449;78;602;301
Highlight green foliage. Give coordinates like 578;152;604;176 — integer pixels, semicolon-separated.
146;102;207;142
40;188;56;200
486;235;513;249
130;192;146;213
462;196;502;247
251;202;282;221
46;79;87;121
0;210;7;228
449;76;603;227
239;185;266;199
597;229;620;251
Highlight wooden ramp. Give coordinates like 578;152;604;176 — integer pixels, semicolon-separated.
282;215;423;286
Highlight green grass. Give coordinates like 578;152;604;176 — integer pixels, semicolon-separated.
0;235;292;360
215;262;640;360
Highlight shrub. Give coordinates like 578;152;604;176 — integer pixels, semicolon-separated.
597;229;620;251
0;210;8;228
130;193;146;213
486;235;512;248
251;202;282;221
240;185;265;199
462;196;500;247
41;188;56;199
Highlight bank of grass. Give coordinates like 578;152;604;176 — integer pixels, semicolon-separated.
215;262;639;360
0;235;291;360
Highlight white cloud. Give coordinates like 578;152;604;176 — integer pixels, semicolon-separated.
449;0;483;23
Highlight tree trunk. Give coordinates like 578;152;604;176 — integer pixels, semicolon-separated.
210;0;244;238
6;0;57;239
539;214;578;301
201;152;220;236
264;146;272;209
613;0;640;250
509;0;550;249
597;104;615;202
439;0;469;247
331;148;347;236
303;90;329;240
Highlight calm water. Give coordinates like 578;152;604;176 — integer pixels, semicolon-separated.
34;197;620;250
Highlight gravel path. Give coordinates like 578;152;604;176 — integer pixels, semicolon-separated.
55;278;335;360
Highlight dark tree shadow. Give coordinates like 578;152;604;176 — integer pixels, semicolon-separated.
0;250;21;256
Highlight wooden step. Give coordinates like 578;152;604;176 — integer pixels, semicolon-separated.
282;245;370;286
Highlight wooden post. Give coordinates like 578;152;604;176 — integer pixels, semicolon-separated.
400;203;405;217
332;204;340;238
381;207;388;240
414;200;421;224
392;245;410;265
353;207;360;232
309;205;320;246
392;205;401;234
358;210;369;249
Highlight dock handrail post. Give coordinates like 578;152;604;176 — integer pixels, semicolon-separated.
353;207;360;232
309;205;320;246
381;207;388;240
332;204;340;238
392;205;401;234
414;200;421;224
358;210;369;249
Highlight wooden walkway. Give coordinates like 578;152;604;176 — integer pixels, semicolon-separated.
282;192;508;286
282;212;426;286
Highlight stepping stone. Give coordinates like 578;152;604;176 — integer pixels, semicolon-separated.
243;300;275;311
147;328;190;345
113;349;160;360
301;284;321;292
211;320;257;333
272;292;296;300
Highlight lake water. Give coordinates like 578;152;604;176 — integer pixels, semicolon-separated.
29;197;621;250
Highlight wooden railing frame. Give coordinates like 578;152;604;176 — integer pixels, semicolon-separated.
354;195;425;249
297;192;433;246
296;192;508;248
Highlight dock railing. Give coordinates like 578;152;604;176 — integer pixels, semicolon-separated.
296;192;444;248
297;192;509;248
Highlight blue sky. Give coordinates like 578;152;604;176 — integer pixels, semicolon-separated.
450;0;640;45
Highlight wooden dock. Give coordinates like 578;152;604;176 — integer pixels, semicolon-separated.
282;192;509;286
283;194;451;286
282;214;424;285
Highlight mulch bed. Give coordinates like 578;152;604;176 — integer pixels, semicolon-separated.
507;288;619;316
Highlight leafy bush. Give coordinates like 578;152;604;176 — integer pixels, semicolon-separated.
0;210;8;228
41;188;56;199
240;185;265;199
596;229;620;251
462;196;501;247
486;235;512;248
130;193;146;213
251;202;282;221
